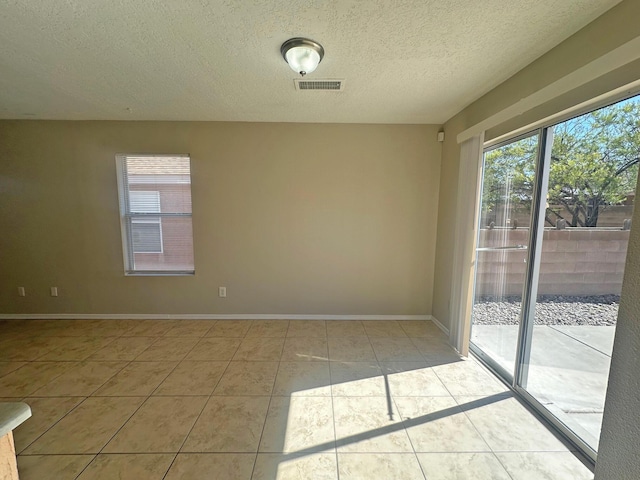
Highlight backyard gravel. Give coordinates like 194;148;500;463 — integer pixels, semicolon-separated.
472;295;619;326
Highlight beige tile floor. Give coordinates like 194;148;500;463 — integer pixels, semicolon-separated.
0;319;594;479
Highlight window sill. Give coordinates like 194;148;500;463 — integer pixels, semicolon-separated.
125;271;195;276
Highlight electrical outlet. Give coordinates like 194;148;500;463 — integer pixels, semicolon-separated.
18;287;25;297
218;286;227;298
50;287;58;297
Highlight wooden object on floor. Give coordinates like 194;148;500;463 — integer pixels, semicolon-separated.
0;432;19;480
0;402;32;480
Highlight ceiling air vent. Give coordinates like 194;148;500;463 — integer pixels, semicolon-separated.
294;79;345;91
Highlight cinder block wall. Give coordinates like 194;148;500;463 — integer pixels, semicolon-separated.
475;228;629;297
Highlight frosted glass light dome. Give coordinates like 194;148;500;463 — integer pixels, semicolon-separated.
281;38;324;76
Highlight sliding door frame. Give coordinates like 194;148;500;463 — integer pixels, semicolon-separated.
467;128;543;386
454;86;640;467
514;126;554;387
470;123;600;465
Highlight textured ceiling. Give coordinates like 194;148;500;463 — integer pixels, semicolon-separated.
0;0;622;124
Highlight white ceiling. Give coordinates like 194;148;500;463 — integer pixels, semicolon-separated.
0;0;622;124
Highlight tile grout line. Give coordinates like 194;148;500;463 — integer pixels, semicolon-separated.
20;326;132;478
16;396;89;456
87;395;152;455
323;319;341;480
369;324;426;478
249;319;289;479
328;323;341;480
386;369;429;480
82;324;215;477
432;368;514;478
73;334;195;477
425;340;491;449
16;334;139;454
484;451;518;480
86;336;158;362
161;320;246;480
23;321;162;398
406;327;506;479
160;396;214;479
433;370;502;464
145;336;212;398
9;323;135;453
6;319;547;479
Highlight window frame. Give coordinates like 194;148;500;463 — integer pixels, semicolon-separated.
116;154;195;276
129;190;164;254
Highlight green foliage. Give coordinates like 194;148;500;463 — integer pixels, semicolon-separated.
482;135;537;225
481;98;640;227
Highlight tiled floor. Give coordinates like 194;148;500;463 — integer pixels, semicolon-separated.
0;319;594;479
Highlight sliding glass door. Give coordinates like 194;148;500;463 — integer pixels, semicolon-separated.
470;133;539;380
469;95;640;460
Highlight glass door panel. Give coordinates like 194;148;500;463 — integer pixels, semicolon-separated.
521;98;639;452
470;95;639;461
470;133;539;377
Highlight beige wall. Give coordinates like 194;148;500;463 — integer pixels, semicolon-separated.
431;113;465;326
432;0;640;329
595;171;640;479
0;121;441;315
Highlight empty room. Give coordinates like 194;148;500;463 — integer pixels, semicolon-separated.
0;1;639;479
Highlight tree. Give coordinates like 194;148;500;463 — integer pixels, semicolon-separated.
482;98;640;227
482;135;537;227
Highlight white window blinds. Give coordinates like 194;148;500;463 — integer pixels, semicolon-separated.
116;155;195;275
129;191;162;254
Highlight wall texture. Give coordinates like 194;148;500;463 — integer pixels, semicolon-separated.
432;0;640;329
0;121;441;316
594;172;640;479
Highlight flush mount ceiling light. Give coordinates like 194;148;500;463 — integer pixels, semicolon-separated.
281;37;324;77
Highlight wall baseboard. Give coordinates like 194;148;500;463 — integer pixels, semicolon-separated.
430;315;450;335
0;313;434;321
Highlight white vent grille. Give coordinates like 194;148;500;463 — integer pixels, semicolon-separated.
294;79;345;91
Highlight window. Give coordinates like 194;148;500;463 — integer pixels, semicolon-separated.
129;191;162;253
469;94;640;460
116;154;194;275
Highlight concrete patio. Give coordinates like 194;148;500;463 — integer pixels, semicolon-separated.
472;325;616;449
